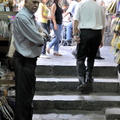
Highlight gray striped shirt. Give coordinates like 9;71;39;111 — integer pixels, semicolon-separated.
13;7;44;58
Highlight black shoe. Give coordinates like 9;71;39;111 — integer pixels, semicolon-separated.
95;56;105;60
77;82;90;94
77;76;86;90
77;81;86;90
87;77;94;83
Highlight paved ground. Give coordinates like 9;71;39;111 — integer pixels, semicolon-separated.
37;45;117;67
33;45;116;120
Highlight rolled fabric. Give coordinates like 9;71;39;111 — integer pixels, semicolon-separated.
107;1;117;14
111;34;117;47
114;50;120;64
116;36;120;49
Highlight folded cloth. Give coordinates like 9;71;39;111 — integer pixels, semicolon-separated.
7;34;15;58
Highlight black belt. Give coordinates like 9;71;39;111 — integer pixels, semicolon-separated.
80;29;101;31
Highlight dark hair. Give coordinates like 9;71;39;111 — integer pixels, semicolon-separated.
53;0;59;5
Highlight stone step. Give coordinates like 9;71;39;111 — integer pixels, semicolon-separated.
33;110;106;120
35;65;117;78
35;78;119;93
33;95;120;113
105;108;120;120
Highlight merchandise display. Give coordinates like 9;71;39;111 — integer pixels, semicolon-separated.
0;3;15;117
109;0;120;64
0;0;25;11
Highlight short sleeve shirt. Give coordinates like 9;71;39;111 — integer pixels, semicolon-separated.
73;0;106;30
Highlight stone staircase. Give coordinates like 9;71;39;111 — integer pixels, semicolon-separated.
33;46;120;120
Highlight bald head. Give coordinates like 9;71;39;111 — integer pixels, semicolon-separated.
24;0;39;14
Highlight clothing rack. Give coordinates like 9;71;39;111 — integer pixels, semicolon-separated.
0;12;16;20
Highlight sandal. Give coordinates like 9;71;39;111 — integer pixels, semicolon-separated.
53;53;62;56
46;48;50;54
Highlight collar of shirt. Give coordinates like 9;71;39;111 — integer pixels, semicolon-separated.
18;7;36;27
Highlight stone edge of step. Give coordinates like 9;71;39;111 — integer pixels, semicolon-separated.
105;108;120;120
36;77;119;83
33;95;120;101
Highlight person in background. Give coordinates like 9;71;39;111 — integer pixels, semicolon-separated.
73;0;105;90
71;0;81;58
62;0;78;46
35;0;51;59
63;0;78;18
13;0;46;119
46;0;63;56
72;0;105;60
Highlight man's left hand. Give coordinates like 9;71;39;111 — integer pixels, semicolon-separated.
73;35;80;43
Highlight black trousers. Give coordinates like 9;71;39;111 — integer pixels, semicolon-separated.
13;51;37;120
76;29;102;78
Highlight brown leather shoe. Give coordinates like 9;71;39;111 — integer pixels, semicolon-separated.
53;53;62;56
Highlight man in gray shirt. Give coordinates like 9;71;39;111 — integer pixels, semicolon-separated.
13;0;45;120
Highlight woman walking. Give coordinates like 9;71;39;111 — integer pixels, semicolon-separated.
46;0;63;56
36;0;51;59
